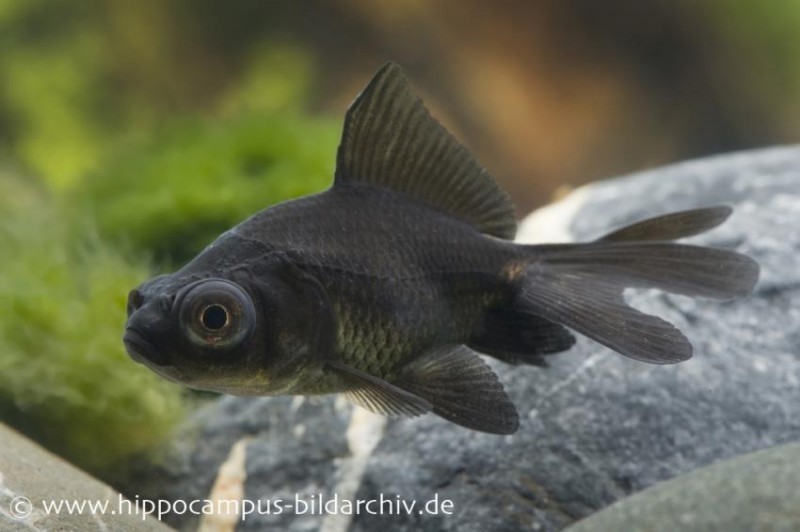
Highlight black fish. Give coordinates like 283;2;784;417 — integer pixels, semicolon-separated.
123;63;759;434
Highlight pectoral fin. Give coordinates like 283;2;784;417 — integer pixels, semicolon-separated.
396;345;519;434
327;361;432;417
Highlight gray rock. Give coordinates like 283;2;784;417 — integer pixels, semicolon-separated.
131;396;352;531
0;422;170;531
566;442;800;532
132;146;800;531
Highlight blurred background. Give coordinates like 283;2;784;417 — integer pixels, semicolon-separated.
1;0;799;485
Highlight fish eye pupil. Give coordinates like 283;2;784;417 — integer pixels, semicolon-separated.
178;279;255;350
201;304;228;331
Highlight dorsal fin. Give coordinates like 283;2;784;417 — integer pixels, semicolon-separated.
334;62;517;239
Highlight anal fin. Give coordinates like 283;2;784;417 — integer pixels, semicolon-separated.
469;306;576;366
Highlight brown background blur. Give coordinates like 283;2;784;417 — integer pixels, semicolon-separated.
2;0;799;215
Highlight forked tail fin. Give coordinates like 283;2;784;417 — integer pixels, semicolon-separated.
516;207;759;363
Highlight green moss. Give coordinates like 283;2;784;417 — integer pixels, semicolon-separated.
73;112;339;265
0;97;339;480
0;1;109;190
0;172;187;476
0;5;339;474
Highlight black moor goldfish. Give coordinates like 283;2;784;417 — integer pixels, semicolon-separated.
123;63;759;434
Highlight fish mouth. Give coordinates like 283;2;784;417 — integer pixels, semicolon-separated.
123;327;171;367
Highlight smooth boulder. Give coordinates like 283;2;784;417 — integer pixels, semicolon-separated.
566;442;800;532
0;423;169;532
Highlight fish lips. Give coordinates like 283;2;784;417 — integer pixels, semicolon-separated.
123;326;172;367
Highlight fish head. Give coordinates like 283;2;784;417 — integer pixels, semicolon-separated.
123;272;272;394
124;261;330;395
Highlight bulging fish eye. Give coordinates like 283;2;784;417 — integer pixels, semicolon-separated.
177;279;256;351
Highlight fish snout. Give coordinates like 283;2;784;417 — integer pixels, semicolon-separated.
123;300;173;367
123;327;156;364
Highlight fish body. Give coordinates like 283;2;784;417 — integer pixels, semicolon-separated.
134;185;516;392
124;63;759;434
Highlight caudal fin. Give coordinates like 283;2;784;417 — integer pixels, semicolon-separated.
515;207;759;364
596;206;732;242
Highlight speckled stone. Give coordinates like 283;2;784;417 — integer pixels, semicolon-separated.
130;146;800;531
351;146;800;531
